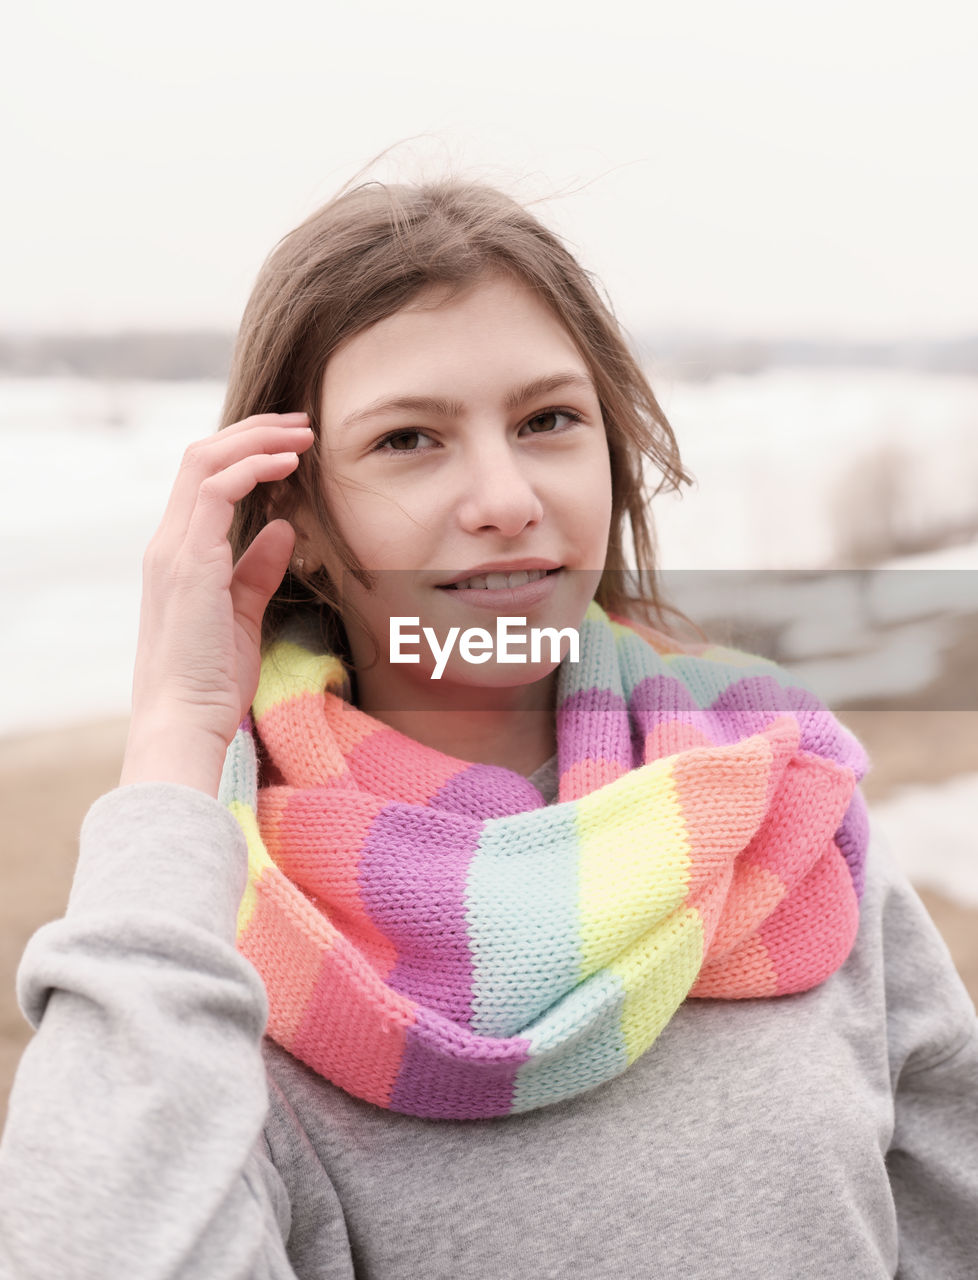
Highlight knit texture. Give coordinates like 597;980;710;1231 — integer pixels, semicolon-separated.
220;602;869;1119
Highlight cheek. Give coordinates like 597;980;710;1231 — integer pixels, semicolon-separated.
321;475;396;569
574;447;613;547
327;464;443;570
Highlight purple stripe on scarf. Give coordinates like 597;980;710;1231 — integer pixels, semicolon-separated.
556;687;633;770
835;788;869;899
629;674;704;741
629;674;866;776
783;689;867;775
359;804;482;1026
390;1006;530;1118
431;762;544;819
712;679;867;772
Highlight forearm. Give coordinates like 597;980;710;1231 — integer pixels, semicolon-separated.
0;785;295;1279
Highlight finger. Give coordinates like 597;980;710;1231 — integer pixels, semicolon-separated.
161;417;313;532
223;411;310;433
159;415;314;533
150;452;301;571
229;519;297;640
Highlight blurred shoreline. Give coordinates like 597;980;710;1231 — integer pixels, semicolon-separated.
1;328;976;381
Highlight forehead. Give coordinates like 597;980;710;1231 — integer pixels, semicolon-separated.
321;274;589;406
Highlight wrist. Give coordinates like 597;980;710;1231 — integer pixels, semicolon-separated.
120;714;231;796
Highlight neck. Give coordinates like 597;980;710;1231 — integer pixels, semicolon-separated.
353;665;558;776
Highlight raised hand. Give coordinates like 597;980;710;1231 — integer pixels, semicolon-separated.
120;412;315;795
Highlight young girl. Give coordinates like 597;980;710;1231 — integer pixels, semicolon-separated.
1;178;976;1279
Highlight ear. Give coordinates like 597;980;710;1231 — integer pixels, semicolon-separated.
262;482;317;573
262;477;293;523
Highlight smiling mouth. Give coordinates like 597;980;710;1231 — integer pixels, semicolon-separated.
440;568;559;591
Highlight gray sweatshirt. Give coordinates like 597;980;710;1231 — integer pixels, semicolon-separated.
0;780;976;1279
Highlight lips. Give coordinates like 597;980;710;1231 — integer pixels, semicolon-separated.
442;568;555;591
433;565;563;613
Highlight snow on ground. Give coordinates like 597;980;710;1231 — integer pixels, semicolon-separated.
872;775;978;906
651;365;978;570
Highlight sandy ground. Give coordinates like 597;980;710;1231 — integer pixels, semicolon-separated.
1;706;977;1128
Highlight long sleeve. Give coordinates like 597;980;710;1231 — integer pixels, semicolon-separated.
0;784;303;1280
881;850;978;1279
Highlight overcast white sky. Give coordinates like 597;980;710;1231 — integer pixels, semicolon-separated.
4;0;976;339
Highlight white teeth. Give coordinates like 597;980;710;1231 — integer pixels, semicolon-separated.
450;568;551;590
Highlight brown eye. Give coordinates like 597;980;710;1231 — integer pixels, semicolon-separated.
526;412;559;433
375;429;435;453
389;431;421;450
522;409;581;435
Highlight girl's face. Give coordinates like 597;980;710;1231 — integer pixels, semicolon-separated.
313;272;613;699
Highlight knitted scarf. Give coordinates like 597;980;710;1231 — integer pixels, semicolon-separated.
220;602;868;1120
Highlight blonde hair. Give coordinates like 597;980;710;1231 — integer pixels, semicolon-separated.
223;177;692;656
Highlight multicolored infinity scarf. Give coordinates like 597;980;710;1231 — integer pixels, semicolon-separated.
220;602;869;1120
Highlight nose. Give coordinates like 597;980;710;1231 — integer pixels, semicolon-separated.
455;437;544;538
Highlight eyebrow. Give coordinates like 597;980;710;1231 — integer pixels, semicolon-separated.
339;371;596;430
